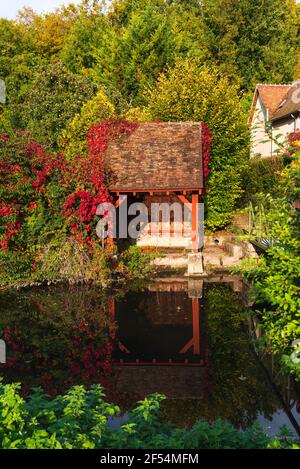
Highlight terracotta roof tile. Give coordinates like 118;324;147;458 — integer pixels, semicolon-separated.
257;84;291;117
106;122;204;192
271;82;300;120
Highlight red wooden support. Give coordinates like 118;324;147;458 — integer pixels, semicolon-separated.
192;298;200;355
118;341;130;354
177;194;191;207
192;193;199;253
179;298;200;355
115;194;127;209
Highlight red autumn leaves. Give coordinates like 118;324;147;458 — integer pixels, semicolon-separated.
0;121;138;252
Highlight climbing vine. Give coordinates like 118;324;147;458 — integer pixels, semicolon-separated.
201;122;213;185
0;121;138;286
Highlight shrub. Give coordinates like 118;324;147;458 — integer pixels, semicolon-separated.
59;91;115;159
118;245;156;279
240;156;284;206
0;383;298;449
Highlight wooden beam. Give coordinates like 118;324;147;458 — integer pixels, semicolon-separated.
110;188;202;194
179;298;200;355
115;194;127;209
177;194;191;207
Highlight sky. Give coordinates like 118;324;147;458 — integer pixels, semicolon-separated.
0;0;82;19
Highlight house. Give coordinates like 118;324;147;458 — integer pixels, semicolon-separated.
105;122;210;253
249;81;300;157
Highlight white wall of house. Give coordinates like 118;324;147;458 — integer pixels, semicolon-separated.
250;96;272;158
251;96;300;158
272;115;299;154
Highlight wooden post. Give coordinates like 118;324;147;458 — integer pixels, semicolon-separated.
107;193;127;245
192;193;199;253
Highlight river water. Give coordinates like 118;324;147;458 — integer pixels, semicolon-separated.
0;275;299;436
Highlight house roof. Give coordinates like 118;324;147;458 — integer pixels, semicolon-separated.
249;82;300;124
248;84;291;124
271;81;300;121
107;122;204;192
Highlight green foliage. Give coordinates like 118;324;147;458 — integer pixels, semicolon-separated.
144;59;250;229
202;0;297;90
118;246;156;279
0;383;298;449
60;90;115;159
281;351;300;382
8;60;96;148
237;156;300;376
240;156;285;206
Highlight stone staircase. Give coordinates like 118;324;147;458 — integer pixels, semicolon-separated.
151;232;258;275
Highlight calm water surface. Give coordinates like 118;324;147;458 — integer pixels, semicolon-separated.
0;276;299;435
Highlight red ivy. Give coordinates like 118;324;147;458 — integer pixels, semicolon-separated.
63;119;138;243
27;143;67;193
67;320;114;379
0;203;20;251
201;122;213;185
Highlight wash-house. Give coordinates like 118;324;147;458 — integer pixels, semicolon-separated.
106;122;210;255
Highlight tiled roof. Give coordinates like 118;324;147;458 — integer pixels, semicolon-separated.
256;84;291;118
106;122;204;191
271;81;300;120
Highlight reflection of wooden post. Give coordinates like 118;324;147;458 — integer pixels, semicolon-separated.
179;298;200;356
192;298;200;355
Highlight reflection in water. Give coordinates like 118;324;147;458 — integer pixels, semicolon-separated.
0;277;299;434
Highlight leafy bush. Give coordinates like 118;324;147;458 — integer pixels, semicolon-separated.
240;156;284;206
59;91;115;159
0;123;135;288
0;383;298;449
118;246;156;279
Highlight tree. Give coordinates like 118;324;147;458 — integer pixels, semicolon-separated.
144;59;249;229
93;0;176;106
61;3;109;73
202;0;298;90
60;90;115;159
12;61;96;148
